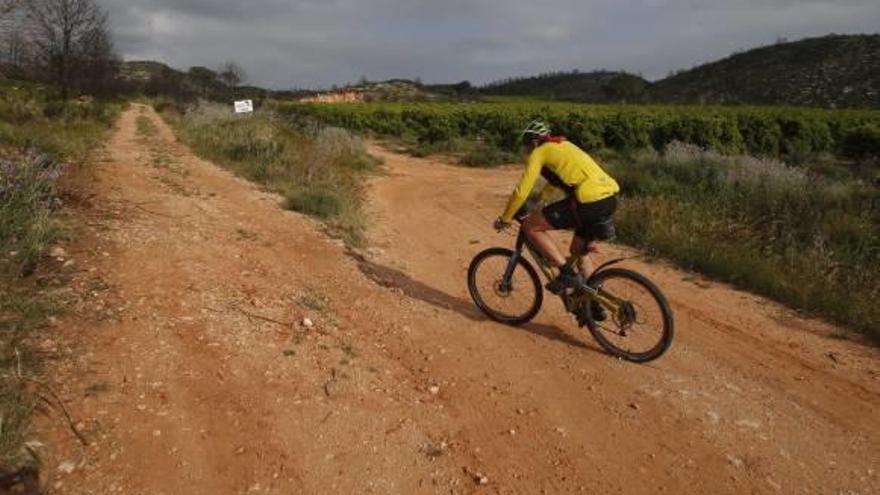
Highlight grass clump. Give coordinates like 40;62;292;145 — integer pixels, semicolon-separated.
0;80;123;161
390;136;518;167
0;81;120;476
167;103;378;245
607;142;879;339
0;152;65;474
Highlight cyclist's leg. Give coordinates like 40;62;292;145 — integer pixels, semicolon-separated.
523;212;567;267
529;198;582;267
570;235;595;278
571;195;618;279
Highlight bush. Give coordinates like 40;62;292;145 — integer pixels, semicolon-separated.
169;103;377;245
459;141;518;167
277;101;880;164
286;189;343;218
841;123;880;159
607;142;880;338
0;153;62;276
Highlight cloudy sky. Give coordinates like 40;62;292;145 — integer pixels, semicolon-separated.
98;0;880;89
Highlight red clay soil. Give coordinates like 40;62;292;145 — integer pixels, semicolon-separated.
39;104;879;494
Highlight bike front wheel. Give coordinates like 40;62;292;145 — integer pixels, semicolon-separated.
468;248;543;326
585;268;674;363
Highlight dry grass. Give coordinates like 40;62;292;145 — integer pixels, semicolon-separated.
0;80;121;475
608;141;879;339
166;102;378;245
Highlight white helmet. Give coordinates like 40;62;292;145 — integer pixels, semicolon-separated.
520;120;552;142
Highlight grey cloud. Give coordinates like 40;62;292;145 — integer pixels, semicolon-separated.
97;0;880;89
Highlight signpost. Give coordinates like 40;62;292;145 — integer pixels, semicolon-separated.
234;99;254;114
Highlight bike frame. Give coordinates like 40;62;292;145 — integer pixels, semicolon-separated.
502;226;630;315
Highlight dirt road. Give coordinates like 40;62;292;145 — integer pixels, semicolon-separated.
44;105;879;494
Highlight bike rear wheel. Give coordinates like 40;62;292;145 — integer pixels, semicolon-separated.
585;268;674;363
468;248;543;326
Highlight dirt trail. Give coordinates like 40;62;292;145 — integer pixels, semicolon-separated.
44;104;878;494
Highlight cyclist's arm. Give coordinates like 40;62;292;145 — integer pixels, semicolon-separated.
500;148;544;222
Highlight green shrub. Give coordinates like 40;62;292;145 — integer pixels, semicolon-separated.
841;123;880;159
277;101;880;165
286;189;343;218
0;153;61;267
460;141;518;167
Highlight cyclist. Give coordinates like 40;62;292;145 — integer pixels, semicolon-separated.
494;120;620;297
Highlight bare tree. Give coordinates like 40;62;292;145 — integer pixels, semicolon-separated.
5;28;25;67
24;0;114;98
72;19;118;95
0;1;22;77
217;61;245;88
0;0;20;17
187;66;219;97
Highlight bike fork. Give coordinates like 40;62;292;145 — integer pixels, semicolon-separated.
500;232;528;290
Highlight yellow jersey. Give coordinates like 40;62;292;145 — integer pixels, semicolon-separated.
501;141;620;222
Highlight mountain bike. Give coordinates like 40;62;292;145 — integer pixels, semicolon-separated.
467;208;674;363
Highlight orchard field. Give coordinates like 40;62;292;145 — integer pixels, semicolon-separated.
277;101;880;163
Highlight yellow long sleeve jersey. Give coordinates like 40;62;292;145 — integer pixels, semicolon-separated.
501;141;620;222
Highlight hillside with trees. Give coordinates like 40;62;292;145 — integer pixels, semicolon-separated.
652;34;879;108
119;60;268;102
482;70;650;103
482;35;880;108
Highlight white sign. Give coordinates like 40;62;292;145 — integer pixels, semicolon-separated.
234;100;254;114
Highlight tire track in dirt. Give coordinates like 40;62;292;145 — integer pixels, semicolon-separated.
45;105;476;494
40;105;879;495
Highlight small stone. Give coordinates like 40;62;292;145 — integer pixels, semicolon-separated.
726;454;744;468
508;429;516;436
475;473;489;485
50;247;67;258
554;426;567;437
628;402;640;411
152;429;162;437
58;461;76;474
428;385;440;395
516;408;525;415
302;318;314;329
235;446;246;455
63;259;76;268
735;419;761;430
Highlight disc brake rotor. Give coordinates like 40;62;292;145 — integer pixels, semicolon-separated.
606;301;637;337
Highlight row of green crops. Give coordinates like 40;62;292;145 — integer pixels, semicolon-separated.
276;101;880;162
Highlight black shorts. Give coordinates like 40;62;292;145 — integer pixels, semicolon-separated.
543;195;618;239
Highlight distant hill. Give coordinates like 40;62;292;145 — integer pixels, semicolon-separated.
653;34;880;108
481;70;650;103
481;34;879;108
120;60;269;102
300;79;448;103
